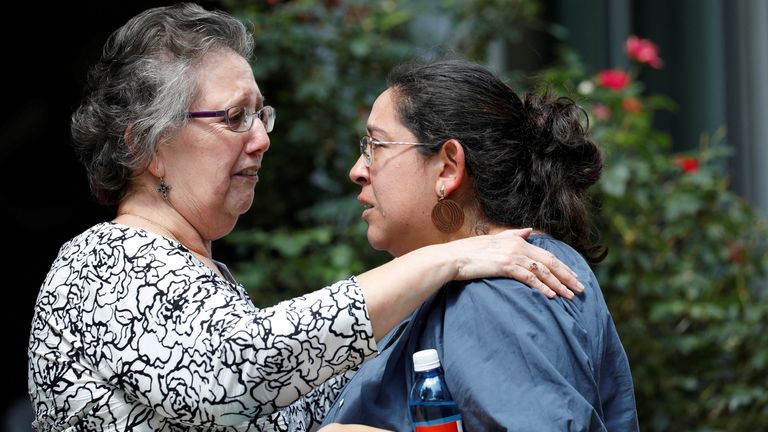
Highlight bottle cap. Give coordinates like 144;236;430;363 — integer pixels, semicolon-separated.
413;349;441;372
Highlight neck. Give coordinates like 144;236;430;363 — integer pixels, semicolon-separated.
116;210;176;238
115;209;222;277
440;222;546;244
114;207;212;259
480;225;546;236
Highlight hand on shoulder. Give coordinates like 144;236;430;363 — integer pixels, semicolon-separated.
445;228;584;299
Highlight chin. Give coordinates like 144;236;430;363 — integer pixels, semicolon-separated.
233;197;254;215
366;230;390;252
368;231;405;258
366;232;385;251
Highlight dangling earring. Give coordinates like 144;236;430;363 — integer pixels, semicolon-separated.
431;184;464;233
157;177;171;201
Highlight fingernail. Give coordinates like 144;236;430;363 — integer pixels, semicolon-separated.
577;281;585;291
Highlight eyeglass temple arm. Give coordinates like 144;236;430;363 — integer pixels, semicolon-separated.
187;110;227;118
378;141;429;145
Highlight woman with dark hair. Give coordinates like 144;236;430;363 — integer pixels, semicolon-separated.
315;59;639;431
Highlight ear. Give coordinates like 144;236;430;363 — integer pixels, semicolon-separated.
435;139;466;198
148;154;164;179
125;123;164;178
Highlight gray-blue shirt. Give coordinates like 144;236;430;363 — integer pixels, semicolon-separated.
320;235;639;431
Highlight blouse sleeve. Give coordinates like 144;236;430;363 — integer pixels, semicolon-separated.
277;369;358;431
28;227;377;428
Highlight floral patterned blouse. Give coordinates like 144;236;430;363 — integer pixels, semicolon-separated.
28;222;376;431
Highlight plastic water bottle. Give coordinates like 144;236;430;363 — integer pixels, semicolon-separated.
409;349;464;431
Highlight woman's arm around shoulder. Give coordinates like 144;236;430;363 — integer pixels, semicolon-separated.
356;228;584;340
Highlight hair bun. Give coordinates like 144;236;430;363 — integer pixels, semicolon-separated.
522;92;602;190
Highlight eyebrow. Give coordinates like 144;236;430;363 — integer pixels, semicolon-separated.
225;92;265;109
366;125;388;138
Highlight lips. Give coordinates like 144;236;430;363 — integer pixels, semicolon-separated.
237;167;259;176
357;195;373;209
356;195;374;221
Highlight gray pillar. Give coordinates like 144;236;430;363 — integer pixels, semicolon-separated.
725;0;768;215
633;0;727;152
550;0;630;70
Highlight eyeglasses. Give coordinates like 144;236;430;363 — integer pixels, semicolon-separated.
359;135;431;166
187;105;276;133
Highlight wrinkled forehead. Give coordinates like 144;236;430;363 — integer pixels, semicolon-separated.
191;49;262;109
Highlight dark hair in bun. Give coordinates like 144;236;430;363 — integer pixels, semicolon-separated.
387;59;606;262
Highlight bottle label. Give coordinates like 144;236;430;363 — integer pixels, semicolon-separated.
414;416;464;432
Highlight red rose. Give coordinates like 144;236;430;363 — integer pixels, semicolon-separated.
598;70;631;92
673;156;700;173
626;36;663;69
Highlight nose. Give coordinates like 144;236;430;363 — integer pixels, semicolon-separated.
245;120;270;154
349;155;369;186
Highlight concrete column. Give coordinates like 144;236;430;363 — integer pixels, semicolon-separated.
725;0;768;215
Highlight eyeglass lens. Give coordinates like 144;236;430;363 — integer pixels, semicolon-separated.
359;136;373;166
226;106;275;133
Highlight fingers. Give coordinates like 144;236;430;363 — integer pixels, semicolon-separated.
520;259;572;299
505;259;555;299
534;251;585;297
500;235;584;300
518;238;585;296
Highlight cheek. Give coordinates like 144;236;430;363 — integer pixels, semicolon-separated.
370;156;434;220
375;178;431;224
205;146;239;184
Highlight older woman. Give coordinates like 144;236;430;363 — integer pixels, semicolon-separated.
27;4;581;431
315;60;639;430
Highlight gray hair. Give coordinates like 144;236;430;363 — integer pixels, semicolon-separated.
71;2;254;206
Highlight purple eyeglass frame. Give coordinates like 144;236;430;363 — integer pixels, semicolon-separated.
187;105;275;133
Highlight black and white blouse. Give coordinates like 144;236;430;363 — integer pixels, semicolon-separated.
28;222;376;431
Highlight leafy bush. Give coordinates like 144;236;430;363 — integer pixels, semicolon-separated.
536;38;768;430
